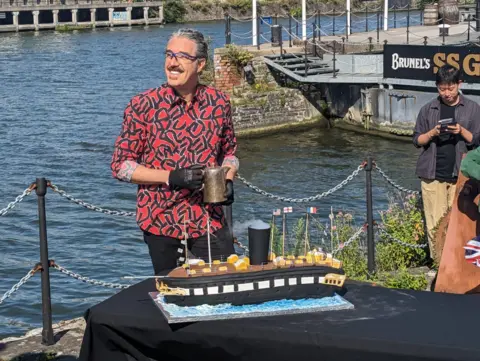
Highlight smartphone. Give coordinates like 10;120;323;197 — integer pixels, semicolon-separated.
438;118;457;131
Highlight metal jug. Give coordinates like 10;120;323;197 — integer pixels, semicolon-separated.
203;166;229;203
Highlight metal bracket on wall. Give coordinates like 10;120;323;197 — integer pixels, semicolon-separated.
361;88;372;130
388;92;417;124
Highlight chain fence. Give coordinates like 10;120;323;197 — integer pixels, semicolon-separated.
0;261;131;306
236;164;365;203
0;266;40;305
0;161;429;307
0;184;36;217
48;183;135;218
332;225;366;255
374;165;420;195
377;226;428;248
0;163;420;220
52;262;130;289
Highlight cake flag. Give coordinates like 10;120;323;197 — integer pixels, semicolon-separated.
283;207;293;213
273;209;281;216
307;207;317;214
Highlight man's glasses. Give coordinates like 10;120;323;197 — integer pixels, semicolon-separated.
165;50;199;62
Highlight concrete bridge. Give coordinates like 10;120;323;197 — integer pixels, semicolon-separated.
0;0;163;32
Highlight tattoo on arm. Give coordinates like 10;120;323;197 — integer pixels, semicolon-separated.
118;160;139;182
222;156;240;170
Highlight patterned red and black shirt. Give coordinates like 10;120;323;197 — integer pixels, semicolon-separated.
111;84;237;239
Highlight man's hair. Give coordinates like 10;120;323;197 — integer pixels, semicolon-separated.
436;65;461;85
169;28;208;60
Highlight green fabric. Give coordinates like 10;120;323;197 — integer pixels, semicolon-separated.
460;148;480;180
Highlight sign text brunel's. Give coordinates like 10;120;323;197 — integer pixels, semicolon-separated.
383;44;480;82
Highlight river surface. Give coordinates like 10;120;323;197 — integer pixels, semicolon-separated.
0;18;421;337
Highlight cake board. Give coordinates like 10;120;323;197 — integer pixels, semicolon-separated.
149;292;354;323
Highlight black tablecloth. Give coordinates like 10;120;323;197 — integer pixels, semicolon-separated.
78;280;480;361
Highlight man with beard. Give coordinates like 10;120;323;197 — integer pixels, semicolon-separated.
111;28;239;275
413;64;480;263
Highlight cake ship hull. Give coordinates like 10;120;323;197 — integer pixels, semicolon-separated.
161;266;346;307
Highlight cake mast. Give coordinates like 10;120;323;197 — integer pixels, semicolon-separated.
183;217;189;269
207;216;212;266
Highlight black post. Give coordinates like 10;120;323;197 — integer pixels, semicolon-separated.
296;17;299;36
304;40;308;77
257;14;260;50
365;5;368;32
318;13;322;42
342;36;346;54
333;5;336;35
368;36;373;52
477;0;480;32
365;157;375;275
312;22;317;57
333;40;337;78
225;14;231;45
407;2;410;44
36;178;54;346
346;9;349;40
424;36;428;45
468;17;471;41
289;13;292;47
394;5;397;28
279;25;284;57
442;6;446;45
376;11;380;43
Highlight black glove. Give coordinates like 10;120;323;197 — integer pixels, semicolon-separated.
168;165;204;190
222;179;234;205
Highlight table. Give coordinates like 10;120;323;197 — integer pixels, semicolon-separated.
78;279;480;361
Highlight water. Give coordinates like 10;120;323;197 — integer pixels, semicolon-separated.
0;20;420;337
155;293;354;323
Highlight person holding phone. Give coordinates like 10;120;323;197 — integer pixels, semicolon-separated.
413;64;480;263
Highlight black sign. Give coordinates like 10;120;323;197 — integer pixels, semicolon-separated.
383;44;480;83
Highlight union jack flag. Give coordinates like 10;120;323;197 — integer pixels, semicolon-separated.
283;207;293;213
464;238;480;267
273;209;281;216
307;207;317;214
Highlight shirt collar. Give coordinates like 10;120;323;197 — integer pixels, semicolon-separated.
165;84;207;106
430;93;465;109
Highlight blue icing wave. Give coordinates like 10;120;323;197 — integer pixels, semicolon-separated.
157;294;351;318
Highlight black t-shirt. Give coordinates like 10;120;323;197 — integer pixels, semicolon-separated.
435;101;457;181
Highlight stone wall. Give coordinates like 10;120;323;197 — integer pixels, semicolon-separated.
213;50;243;94
213;47;323;133
180;0;417;23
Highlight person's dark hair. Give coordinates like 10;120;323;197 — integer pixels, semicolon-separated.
436;65;461;85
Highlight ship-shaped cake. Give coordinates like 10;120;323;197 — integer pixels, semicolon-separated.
156;251;346;307
156;217;346;307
